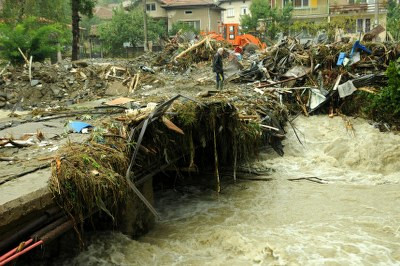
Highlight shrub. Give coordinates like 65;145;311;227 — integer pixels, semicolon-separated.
168;21;199;36
368;59;400;123
0;17;70;64
98;7;166;56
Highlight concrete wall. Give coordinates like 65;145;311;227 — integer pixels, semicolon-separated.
167;7;222;32
220;0;251;24
276;0;328;20
119;178;155;237
146;1;167;18
210;8;222;33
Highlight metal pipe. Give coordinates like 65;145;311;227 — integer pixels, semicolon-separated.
0;207;60;252
0;239;33;262
0;219;74;266
40;220;74;243
0;240;43;266
31;216;69;240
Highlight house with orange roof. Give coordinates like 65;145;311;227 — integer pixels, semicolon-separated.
143;0;223;33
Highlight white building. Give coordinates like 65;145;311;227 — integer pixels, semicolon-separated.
218;0;251;24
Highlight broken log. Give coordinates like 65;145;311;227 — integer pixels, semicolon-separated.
29;56;33;81
18;48;29;65
256;69;311;88
133;72;140;92
174;37;209;61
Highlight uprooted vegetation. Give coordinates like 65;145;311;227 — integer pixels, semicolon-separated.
49;94;287;227
49;141;129;224
154;36;232;70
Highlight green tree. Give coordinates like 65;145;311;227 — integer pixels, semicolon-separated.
290;21;321;36
168;21;200;36
81;15;102;35
98;7;165;56
1;0;70;23
71;0;97;60
0;17;70;63
387;0;400;40
240;0;293;40
98;0;123;4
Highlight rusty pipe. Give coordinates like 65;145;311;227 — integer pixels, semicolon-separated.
0;207;60;252
31;216;69;240
40;220;74;244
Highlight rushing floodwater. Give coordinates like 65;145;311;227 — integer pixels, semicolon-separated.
67;115;400;265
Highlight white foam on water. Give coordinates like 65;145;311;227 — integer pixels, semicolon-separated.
260;115;400;185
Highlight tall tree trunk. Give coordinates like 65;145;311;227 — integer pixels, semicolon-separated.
71;0;80;61
143;0;148;52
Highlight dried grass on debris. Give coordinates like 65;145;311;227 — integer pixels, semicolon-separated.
49;139;129;224
49;91;287;224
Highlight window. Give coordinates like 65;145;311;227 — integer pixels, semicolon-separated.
228;25;236;40
241;6;248;15
357;18;363;32
182;20;200;30
294;0;309;8
227;8;234;17
365;18;371;32
356;18;371;33
146;3;156;11
184;10;192;14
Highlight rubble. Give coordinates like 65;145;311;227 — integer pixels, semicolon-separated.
0;58;166;110
49;90;288;224
2;34;400;258
227;37;400;115
154;36;232;70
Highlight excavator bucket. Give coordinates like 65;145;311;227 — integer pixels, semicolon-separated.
238;34;266;50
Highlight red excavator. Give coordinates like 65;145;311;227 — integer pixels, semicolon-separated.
206;23;266;52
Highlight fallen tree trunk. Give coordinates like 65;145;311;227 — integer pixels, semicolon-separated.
174;37;209;61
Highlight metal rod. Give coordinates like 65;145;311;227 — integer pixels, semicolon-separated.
0;207;59;252
0;239;33;262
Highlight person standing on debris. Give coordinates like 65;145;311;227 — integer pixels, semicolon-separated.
213;48;224;90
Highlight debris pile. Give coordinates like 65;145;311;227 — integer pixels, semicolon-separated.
0;59;163;109
49;90;287;224
49;140;129;224
231;38;400;115
155;36;232;69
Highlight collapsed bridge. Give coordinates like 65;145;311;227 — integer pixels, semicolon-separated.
0;90;287;264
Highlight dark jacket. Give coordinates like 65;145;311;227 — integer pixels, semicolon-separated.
212;52;223;73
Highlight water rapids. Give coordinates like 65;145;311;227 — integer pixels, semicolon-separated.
65;115;400;265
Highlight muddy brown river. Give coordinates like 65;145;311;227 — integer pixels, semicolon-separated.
66;115;400;265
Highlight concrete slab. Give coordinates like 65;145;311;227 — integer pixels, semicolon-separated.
0;120;66;139
0;168;52;228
